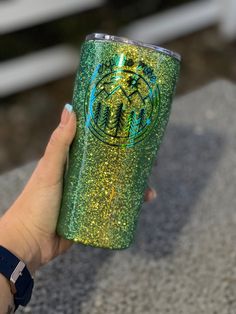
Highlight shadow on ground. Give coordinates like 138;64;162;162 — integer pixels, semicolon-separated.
134;123;224;257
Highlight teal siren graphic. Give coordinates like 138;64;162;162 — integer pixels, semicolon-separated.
85;59;160;147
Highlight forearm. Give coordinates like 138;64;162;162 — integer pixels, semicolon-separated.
0;218;20;313
0;274;14;314
0;210;40;275
0;211;40;313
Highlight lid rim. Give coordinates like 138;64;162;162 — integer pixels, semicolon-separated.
85;33;181;62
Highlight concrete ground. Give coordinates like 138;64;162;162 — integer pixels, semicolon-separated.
0;80;235;313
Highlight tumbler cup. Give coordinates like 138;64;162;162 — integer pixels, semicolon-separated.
56;33;181;249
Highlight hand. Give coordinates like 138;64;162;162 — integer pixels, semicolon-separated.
0;104;157;274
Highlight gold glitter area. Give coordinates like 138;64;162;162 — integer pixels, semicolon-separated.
56;37;180;249
109;186;116;203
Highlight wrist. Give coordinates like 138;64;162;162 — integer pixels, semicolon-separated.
0;213;41;275
0;245;35;311
0;273;15;312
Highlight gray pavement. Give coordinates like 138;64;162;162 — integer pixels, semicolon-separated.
0;80;236;314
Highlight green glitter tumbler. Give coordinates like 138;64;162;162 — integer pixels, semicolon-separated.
56;33;181;249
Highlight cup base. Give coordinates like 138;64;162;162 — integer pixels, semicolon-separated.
59;231;132;250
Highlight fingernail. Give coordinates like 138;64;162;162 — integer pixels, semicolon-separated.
61;103;73;125
65;103;73;112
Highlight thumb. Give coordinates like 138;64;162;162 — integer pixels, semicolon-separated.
35;103;77;187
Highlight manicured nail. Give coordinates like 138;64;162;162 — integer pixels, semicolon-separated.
61;103;73;125
65;103;73;112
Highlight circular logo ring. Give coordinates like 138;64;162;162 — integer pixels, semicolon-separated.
85;68;160;147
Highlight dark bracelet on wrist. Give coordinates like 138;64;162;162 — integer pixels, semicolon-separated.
0;245;34;311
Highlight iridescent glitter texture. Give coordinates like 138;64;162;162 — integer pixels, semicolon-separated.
56;33;181;249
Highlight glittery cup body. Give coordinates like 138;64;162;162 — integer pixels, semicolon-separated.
56;35;180;249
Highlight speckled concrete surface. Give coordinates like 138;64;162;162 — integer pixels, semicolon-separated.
0;80;235;313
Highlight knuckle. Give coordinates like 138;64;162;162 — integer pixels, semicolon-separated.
49;128;61;147
49;127;69;149
32;160;48;187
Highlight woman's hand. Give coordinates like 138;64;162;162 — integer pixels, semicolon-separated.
0;104;157;274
